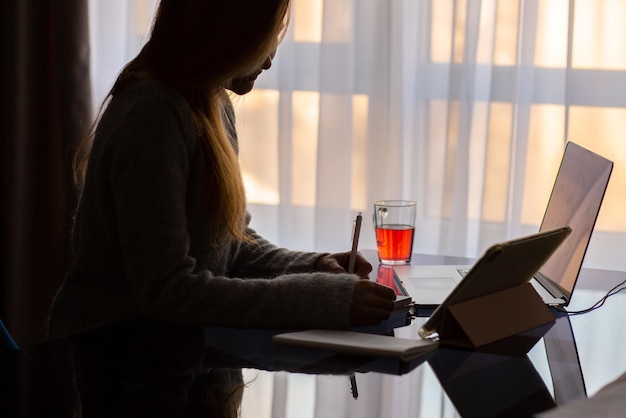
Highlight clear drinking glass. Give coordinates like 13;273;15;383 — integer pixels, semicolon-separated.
373;200;416;265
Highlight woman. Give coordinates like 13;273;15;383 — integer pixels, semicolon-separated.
48;0;396;339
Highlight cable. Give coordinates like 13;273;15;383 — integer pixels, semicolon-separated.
555;277;626;315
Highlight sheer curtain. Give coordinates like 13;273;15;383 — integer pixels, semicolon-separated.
246;0;626;272
89;0;626;415
88;0;626;271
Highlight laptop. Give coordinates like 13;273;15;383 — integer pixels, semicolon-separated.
395;141;613;311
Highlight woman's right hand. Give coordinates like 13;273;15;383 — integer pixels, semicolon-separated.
349;280;396;326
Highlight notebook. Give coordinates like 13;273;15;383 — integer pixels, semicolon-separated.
395;141;613;311
272;329;438;362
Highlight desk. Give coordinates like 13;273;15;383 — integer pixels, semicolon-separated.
1;252;625;418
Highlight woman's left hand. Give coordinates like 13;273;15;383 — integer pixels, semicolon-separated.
315;252;372;279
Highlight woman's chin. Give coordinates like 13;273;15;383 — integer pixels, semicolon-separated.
228;78;256;95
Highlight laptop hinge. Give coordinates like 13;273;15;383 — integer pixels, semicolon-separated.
535;271;568;302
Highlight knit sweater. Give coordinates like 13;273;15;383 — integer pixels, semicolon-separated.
48;79;356;338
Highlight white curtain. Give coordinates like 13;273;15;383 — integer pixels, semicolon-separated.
88;0;626;271
88;1;626;415
249;0;626;271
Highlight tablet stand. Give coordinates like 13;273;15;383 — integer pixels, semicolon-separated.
436;283;555;349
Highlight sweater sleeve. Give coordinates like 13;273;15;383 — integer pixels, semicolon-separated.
110;97;356;330
222;220;327;279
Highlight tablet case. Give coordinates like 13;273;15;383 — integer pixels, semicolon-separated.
421;226;572;349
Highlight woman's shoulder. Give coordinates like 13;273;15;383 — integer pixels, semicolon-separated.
90;78;200;167
102;79;198;144
113;79;192;120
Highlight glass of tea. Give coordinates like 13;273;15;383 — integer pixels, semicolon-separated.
373;200;416;265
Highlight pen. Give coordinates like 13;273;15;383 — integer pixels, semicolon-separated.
348;212;362;274
348;211;362;399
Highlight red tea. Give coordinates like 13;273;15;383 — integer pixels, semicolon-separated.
375;224;415;264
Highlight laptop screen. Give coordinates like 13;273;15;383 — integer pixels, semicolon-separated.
538;142;613;302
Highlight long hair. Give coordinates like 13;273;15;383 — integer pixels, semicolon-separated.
74;0;290;245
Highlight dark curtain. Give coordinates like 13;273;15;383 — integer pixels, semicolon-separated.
1;1;92;347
